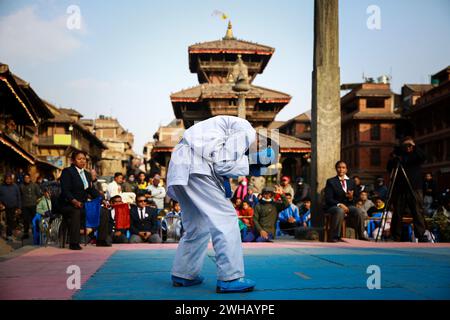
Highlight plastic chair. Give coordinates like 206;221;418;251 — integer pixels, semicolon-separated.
84;197;102;246
31;214;42;245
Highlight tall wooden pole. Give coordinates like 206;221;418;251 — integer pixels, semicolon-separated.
311;0;341;230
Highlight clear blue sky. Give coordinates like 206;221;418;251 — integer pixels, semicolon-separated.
1;0;449;154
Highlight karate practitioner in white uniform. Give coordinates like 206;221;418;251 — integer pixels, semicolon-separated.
167;115;257;293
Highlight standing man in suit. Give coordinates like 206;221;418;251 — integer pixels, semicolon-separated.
324;160;368;242
129;194;162;243
59;151;104;250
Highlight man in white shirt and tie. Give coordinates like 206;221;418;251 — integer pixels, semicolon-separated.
324;160;368;242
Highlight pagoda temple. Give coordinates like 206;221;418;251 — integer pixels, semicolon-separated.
149;22;311;184
170;21;292;128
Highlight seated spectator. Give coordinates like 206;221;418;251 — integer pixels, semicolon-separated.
353;176;366;193
238;201;254;229
130;195;162;243
359;191;375;218
423;172;437;217
106;172;124;200
136;172;148;191
367;197;392;239
122;174;137;194
253;186;289;242
233;198;243;215
243;187;258;208
355;200;364;209
90;169;104;196
293;177;311;207
36;188;52;217
373;177;388;201
278;193;301;235
233;177;248;202
299;197;312;227
324;160;369;242
106;195;129;243
146;174;166;210
280;176;294;197
162;200;183;240
238;201;255;242
432;194;450;242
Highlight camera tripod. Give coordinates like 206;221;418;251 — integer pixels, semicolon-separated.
375;159;434;242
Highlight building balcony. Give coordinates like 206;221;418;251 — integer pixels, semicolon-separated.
37;134;82;149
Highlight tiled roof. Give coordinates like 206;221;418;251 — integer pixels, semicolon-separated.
404;84;434;93
267;121;285;130
189;39;274;55
59;108;83;117
256;129;311;152
171;83;291;102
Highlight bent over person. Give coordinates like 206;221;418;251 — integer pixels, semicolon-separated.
167;115;259;293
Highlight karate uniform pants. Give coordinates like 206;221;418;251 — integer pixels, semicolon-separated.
170;174;245;281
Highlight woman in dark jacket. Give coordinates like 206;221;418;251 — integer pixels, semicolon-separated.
58;151;102;250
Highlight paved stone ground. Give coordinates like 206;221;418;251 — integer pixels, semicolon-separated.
1;239;450;300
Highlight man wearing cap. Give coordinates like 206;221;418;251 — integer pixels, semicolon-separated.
166;115;264;293
253;185;289;241
280;176;294;196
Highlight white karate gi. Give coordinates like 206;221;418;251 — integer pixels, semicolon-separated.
167;116;256;281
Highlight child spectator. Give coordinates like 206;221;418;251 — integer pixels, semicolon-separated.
238;201;255;242
243;187;259;208
162;201;184;240
299;198;312;227
367;197;392;239
278;193;301;235
238;201;254;229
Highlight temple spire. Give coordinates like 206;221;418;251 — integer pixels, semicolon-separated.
223;20;235;40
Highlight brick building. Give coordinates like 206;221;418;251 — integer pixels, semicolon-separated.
278;111;312;142
340;81;401;185
37;102;107;173
81;116;135;176
404;66;450;190
0;64;58;181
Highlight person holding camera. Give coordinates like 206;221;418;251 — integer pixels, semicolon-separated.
387;136;427;242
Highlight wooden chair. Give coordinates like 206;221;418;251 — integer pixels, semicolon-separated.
323;213;346;242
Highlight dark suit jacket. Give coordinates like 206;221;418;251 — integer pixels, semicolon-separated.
58;165;101;207
130;206;159;235
324;176;359;210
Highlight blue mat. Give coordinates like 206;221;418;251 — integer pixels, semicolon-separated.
73;247;450;300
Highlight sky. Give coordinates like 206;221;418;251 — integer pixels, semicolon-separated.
0;0;449;155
